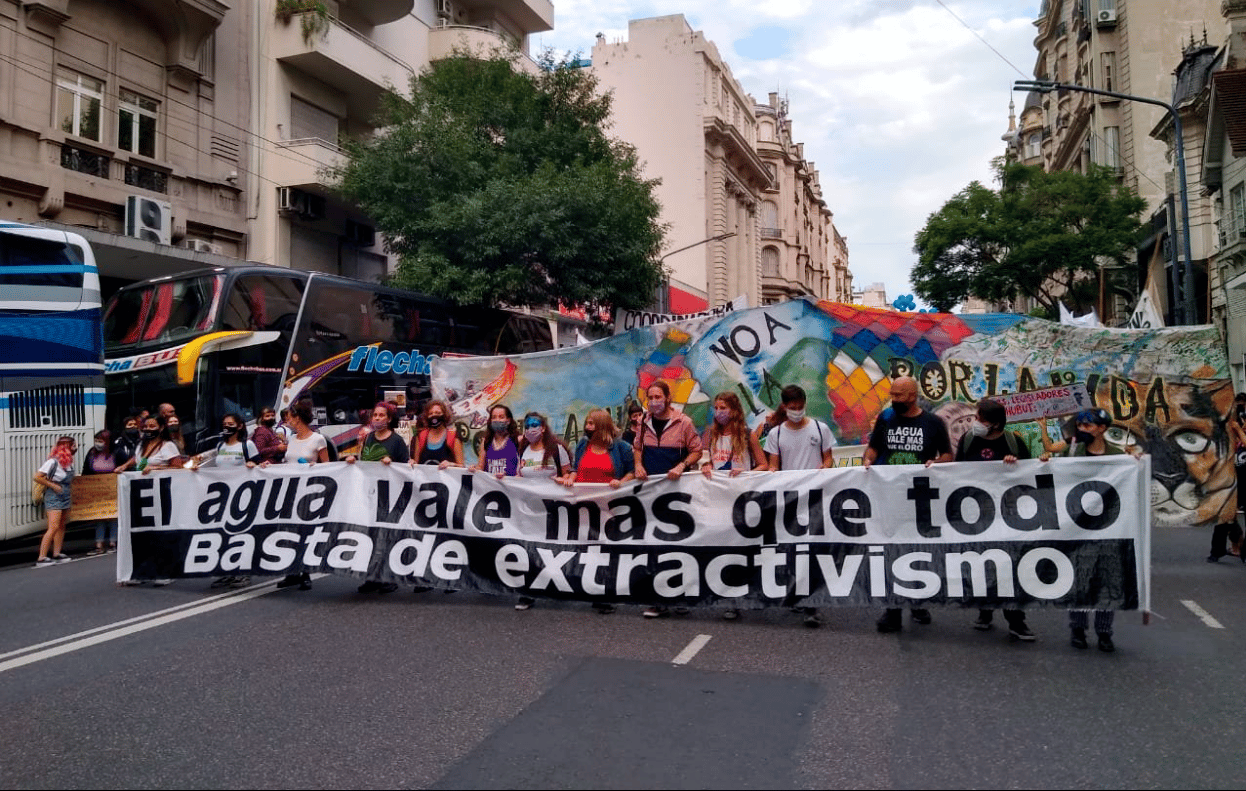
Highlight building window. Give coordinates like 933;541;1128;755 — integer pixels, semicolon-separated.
56;70;103;141
60;143;109;177
290;95;339;143
118;89;158;158
1101;52;1116;92
1026;133;1042;159
760;201;780;238
762;247;779;277
1103;126;1120;170
1231;183;1246;235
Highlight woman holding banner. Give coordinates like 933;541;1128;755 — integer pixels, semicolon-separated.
473;404;521;478
634;380;702;618
83;429;124;555
513;411;571;611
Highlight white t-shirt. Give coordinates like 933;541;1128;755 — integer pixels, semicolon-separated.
213;439;259;467
140;441;183;468
704;432;753;471
763;419;837;470
39;458;73;483
519;445;571;479
285;432;328;464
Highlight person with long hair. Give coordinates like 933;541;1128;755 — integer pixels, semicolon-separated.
116;415;182;473
633;380;701;618
512;411;572;611
262;399;326;591
409;399;464;469
33;436;77;567
83;429;124;555
473;404;520;478
701;392;768;478
345;402;409;465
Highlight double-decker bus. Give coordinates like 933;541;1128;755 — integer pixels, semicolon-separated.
0;222;105;541
103;266;552;456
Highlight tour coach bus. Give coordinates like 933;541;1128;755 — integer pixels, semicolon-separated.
103;266;553;456
0;222;105;541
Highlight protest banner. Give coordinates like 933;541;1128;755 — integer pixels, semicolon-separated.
118;459;1151;612
434;298;1231;529
991;383;1092;423
68;474;118;522
613;295;748;334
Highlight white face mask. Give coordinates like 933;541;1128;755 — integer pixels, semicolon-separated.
786;408;805;422
969;421;990;437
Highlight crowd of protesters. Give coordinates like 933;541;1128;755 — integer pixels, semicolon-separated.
32;379;1165;653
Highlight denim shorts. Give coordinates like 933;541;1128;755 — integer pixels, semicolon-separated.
43;486;71;511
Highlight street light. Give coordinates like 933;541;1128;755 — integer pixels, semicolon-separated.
654;231;738;312
1013;79;1196;325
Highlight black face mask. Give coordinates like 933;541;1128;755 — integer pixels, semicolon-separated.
222;426;238;435
124;428;140;439
427;416;444;428
1074;430;1094;445
261;418;277;427
141;429;158;441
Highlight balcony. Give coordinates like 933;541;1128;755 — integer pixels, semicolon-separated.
760;227;783;240
273;14;414;117
456;0;553;34
428;24;521;61
271;138;345;190
341;0;413;26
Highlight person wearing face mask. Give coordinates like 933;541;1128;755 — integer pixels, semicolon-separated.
344;402;409;465
251;406;287;464
193;414;259;589
83;429;126;555
165;415;186;455
115;414;143;463
511;411;572;611
762;385;836;628
955;398;1035;641
409;400;464;469
633;380;702;619
620;402;644;447
864;375;952;634
116;416;182;473
472;404;521;478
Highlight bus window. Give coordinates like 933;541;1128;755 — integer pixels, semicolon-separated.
222;274;304;332
105;274;222;348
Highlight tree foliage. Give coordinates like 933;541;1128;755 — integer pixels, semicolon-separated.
910;160;1146;314
333;50;667;312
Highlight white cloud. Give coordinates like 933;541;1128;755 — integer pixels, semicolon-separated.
537;1;1040;308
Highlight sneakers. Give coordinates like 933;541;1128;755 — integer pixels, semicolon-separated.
151;579;172;587
643;606;669;618
722;608;740;621
357;580;382;594
877;609;902;633
1096;633;1115;652
297;573;312;591
229;576;251;589
673;607;691;616
276;574;302;589
1070;627;1089;649
515;596;535;610
592;603;616;614
378;582;398;594
411;586;432;593
52;554;72;564
801;607;821;628
973;612;994;631
1007;621;1036;642
34;557;55;568
211;576;235;588
911;608;932;625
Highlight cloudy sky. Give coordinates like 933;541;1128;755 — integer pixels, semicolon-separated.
534;0;1040;309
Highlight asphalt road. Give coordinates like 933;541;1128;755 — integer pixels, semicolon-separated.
1;522;1243;789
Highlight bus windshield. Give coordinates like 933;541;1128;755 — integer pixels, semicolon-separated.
104;273;223;351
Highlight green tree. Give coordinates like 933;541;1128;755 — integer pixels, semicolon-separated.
333;50;667;313
911;160;1146;315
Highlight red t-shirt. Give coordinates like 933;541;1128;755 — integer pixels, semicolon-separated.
576;446;616;483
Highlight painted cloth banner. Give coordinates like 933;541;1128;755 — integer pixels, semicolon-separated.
613;295;748;334
117;458;1150;611
432;298;1231;528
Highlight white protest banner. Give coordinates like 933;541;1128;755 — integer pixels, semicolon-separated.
991;384;1093;423
613;295;748;334
118;457;1150;611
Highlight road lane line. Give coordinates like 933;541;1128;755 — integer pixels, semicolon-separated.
0;575;323;673
672;634;712;665
1180;599;1224;629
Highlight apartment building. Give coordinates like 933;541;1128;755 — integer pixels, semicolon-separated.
589;14;850;314
1025;0;1221;324
754;92;851;304
0;0;553;296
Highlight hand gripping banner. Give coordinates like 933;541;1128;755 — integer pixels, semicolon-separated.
118;457;1151;611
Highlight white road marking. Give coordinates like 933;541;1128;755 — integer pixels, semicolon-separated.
1180;599;1225;630
672;634;712;665
0;575;324;674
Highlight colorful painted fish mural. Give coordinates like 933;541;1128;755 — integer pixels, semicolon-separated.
431;298;1232;528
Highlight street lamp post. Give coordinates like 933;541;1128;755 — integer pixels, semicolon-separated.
654;231;738;313
1013;79;1197;325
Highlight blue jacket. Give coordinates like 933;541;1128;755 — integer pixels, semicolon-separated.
572;438;636;480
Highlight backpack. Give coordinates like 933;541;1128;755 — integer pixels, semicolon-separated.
414;427;458;461
959;429;1022;458
769;419;825;469
217;440;255;464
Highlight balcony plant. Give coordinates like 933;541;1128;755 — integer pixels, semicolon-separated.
275;0;330;44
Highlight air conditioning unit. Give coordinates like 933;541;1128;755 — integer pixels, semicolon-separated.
435;0;452;18
124;195;172;245
1097;8;1117;26
277;186;307;215
181;239;224;255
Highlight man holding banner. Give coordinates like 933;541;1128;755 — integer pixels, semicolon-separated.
863;376;952;633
